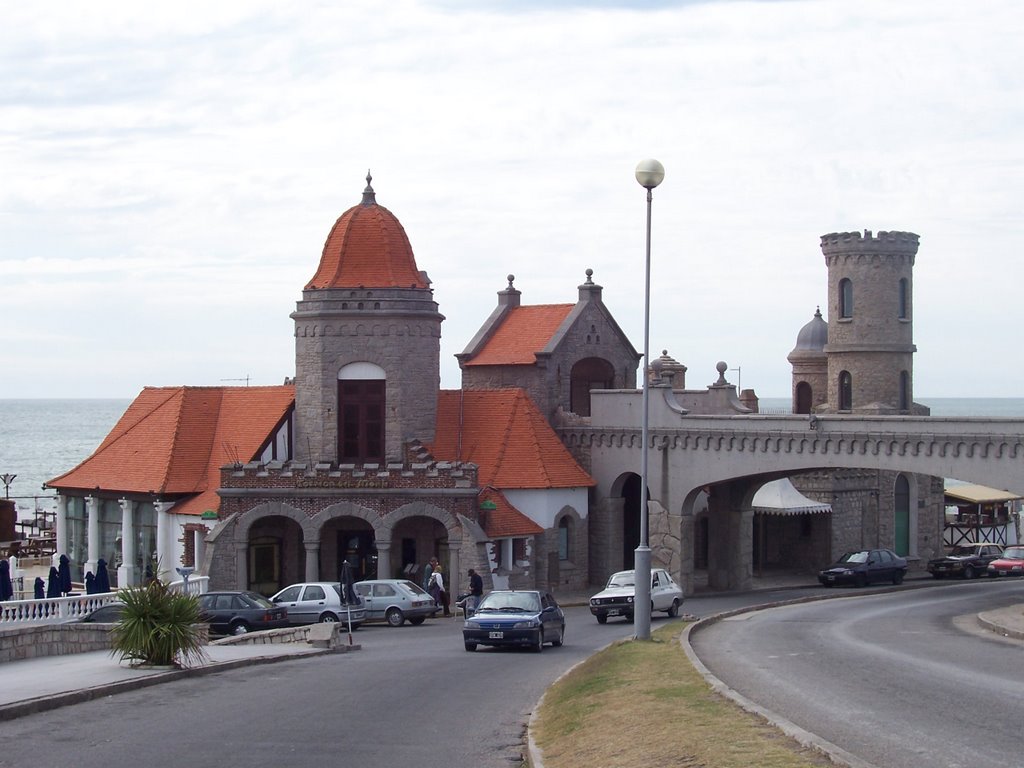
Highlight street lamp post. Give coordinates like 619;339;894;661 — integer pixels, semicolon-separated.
633;158;664;641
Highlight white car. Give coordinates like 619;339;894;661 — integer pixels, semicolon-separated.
270;582;365;627
589;568;683;624
353;579;438;626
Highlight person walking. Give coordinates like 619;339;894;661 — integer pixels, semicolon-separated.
428;564;451;617
466;568;483;617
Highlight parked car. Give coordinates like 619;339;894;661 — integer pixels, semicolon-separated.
71;602;126;623
927;542;1003;579
353;579;438;626
270;582;365;627
588;568;684;624
818;548;907;587
462;590;565;652
197;591;290;635
987;546;1024;577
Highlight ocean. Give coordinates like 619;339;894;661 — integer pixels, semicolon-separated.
2;397;1024;522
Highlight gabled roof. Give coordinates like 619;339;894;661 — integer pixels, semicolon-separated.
47;386;294;516
463;304;574;366
429;388;594;489
478;487;543;538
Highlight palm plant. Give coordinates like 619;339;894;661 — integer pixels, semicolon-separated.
111;578;207;668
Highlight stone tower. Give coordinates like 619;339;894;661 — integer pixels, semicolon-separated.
820;230;919;413
291;173;444;464
788;306;828;414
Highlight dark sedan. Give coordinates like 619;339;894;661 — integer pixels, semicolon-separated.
462;590;565;652
198;591;289;635
927;542;1003;579
818;548;907;587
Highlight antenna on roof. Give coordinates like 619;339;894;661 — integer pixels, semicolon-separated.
222;443;242;470
220;375;251;386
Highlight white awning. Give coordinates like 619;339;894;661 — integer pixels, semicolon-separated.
752;478;832;516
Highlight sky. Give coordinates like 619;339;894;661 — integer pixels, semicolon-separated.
2;0;1021;400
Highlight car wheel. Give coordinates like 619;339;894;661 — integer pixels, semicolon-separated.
408;617;426;626
551;624;564;647
385;607;405;627
667;598;680;618
319;612;339;623
230;621;251;635
893;570;905;585
854;573;867;588
464;641;477;652
532;628;544;653
595;612;608;625
963;566;975;580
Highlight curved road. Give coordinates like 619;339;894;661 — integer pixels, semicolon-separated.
0;587;821;768
690;579;1024;768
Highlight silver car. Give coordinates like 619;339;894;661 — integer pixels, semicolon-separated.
270;582;365;627
353;579;438;626
588;568;683;624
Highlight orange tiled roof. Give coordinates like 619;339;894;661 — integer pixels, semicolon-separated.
305;185;428;290
429;389;594;489
47;386;294;516
478;487;543;538
464;304;573;366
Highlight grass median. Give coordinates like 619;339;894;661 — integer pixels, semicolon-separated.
529;620;834;768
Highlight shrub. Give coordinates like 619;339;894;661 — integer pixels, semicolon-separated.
111;579;207;668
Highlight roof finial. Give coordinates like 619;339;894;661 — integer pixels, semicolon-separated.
584;268;594;285
361;169;376;206
507;274;515;289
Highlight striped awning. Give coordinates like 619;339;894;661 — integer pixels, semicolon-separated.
752;478;832;516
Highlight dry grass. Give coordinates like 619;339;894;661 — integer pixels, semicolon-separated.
531;621;835;768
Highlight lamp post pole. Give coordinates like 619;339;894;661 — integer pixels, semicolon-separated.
633;159;664;641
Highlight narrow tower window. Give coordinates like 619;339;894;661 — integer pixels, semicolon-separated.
839;278;853;319
898;278;908;319
899;370;910;411
838;370;852;410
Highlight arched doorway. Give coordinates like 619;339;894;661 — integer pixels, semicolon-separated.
321;516;377;581
392;514;449;584
795;381;813;414
570;357;615;416
621;473;642;570
247;515;305;595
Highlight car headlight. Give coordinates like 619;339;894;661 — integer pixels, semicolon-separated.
464;620;481;629
626;596;634;604
590;599;599;606
513;619;540;629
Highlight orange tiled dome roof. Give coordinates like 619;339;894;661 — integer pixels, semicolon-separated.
306;172;429;290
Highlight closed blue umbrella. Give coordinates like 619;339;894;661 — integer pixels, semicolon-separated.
95;558;111;593
58;554;72;595
46;566;60;598
85;571;95;594
34;577;45;599
0;559;13;601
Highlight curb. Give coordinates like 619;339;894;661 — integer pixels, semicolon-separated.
0;647;334;723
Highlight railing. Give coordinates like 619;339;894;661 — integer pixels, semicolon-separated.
0;592;120;626
0;575;209;626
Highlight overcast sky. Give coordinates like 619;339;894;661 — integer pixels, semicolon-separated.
2;0;1021;400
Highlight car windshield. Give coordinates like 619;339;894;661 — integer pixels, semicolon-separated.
476;593;541;613
606;572;635;588
1002;547;1024;559
949;546;979;556
838;551;869;564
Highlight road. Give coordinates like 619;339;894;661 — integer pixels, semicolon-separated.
690;579;1024;768
0;587;827;768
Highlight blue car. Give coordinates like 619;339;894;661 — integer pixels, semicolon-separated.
462;590;565;652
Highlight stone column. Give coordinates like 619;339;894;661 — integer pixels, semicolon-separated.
375;540;391;581
678;507;695;596
118;498;137;586
55;494;68;558
194;527;207;575
86;495;101;579
154;500;175;582
235;540;248;591
304;539;320;582
448;539;462;603
706;481;753;592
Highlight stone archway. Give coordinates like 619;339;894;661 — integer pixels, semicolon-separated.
313;502;380;582
378;501;462;589
230;501;315;594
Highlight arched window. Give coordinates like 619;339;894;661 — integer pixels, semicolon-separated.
898;278;909;319
338;362;385;463
838;370;852;411
795;381;813;414
558;517;571;560
894;475;910;556
899;370;910;411
839;278;853;318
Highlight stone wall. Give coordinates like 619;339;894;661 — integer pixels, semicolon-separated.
0;623;209;663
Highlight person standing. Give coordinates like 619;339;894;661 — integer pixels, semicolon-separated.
466;568;483;616
422;557;438;591
429;564;451;617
